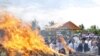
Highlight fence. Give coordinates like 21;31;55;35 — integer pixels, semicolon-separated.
69;52;99;56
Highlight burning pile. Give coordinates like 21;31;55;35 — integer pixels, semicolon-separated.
0;12;62;56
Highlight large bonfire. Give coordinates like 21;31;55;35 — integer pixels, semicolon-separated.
0;12;62;56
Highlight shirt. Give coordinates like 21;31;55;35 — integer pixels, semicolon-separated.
90;46;98;54
56;42;64;51
69;43;78;50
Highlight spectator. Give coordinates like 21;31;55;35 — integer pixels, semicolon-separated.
73;35;80;46
56;37;65;54
97;38;100;55
73;36;79;42
90;41;98;54
68;39;78;51
77;38;90;53
49;41;56;51
56;35;75;55
87;38;95;49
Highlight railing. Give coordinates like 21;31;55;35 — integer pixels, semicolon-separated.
69;52;98;56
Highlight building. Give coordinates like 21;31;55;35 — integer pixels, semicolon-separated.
45;21;80;38
61;21;80;36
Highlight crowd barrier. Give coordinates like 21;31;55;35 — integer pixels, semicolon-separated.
69;52;99;56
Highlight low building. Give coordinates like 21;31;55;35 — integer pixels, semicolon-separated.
60;21;80;37
45;21;80;39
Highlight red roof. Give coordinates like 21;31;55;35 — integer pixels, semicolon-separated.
63;21;80;30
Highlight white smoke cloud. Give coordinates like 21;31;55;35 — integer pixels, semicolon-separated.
1;0;100;29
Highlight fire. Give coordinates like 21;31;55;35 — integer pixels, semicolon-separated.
0;12;57;56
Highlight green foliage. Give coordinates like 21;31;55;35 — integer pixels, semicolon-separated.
77;24;85;33
79;24;84;30
77;24;100;35
86;25;100;35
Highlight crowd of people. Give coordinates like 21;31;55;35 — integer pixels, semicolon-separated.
46;34;100;56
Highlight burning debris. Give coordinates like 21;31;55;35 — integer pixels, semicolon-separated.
0;12;65;56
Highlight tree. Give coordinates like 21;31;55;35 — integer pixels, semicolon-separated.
32;19;37;29
49;21;55;26
79;24;84;30
32;19;40;30
91;25;96;29
77;24;85;33
87;25;100;35
89;25;97;33
96;29;100;35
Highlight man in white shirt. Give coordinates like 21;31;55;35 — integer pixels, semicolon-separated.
85;38;92;48
56;41;64;51
73;36;80;46
90;41;98;54
68;39;78;51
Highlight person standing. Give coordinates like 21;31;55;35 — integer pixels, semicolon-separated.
56;35;75;55
68;39;78;51
77;38;90;53
56;37;65;54
97;38;100;55
90;41;98;55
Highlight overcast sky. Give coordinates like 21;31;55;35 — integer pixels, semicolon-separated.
0;0;100;29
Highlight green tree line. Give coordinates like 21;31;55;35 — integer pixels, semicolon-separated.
78;24;100;35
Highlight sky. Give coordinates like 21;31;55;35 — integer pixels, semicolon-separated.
0;0;100;29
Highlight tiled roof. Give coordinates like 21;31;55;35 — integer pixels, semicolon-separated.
63;21;80;30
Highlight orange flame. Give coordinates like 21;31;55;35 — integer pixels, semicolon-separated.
0;12;55;56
